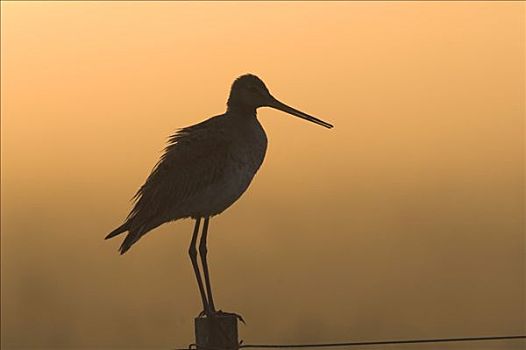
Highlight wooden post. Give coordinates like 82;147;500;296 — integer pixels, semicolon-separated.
195;315;239;350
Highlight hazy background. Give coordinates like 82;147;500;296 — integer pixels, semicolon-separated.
1;2;524;349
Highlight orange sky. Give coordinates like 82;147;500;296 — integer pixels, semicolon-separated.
1;2;524;349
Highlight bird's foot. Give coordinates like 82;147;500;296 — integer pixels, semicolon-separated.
214;309;246;324
196;309;245;324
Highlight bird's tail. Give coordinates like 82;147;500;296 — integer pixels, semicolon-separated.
106;220;163;255
105;222;137;255
105;223;129;240
118;231;142;255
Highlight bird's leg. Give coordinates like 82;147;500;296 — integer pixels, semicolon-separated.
188;218;209;316
197;218;246;323
199;217;217;315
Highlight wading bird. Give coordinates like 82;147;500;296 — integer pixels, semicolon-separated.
106;74;333;318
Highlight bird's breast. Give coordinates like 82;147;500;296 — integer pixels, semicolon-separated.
230;120;267;175
222;121;267;200
193;119;267;217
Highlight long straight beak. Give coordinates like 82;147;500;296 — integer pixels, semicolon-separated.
266;96;333;129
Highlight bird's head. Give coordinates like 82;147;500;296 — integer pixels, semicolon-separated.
227;74;333;129
227;74;272;110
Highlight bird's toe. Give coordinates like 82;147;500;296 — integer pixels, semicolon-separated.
215;310;246;324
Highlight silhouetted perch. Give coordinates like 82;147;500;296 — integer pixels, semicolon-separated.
195;315;239;350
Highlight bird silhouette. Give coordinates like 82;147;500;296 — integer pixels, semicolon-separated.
106;74;333;317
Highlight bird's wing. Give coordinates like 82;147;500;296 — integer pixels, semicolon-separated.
127;116;231;230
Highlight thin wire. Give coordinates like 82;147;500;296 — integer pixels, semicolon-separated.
240;335;526;348
174;334;526;350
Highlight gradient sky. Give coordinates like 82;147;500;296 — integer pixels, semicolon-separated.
1;2;524;349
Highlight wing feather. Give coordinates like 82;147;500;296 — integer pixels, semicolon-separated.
119;115;232;253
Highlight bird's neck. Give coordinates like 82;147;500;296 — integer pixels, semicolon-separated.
226;104;257;117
